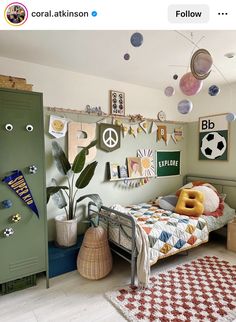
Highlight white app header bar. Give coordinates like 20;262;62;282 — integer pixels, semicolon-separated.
0;0;235;30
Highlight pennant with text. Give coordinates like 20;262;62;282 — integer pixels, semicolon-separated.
2;170;39;218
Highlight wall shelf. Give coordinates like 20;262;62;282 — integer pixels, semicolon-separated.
109;176;156;182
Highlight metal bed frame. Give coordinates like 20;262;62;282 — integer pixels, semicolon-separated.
88;175;236;286
88;203;137;286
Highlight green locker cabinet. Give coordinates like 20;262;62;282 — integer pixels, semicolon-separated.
0;88;48;287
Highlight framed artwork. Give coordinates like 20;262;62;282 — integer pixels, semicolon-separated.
118;165;128;178
156;151;181;177
109;163;119;180
137;149;155;177
127;157;142;178
199;114;228;161
110;90;125;116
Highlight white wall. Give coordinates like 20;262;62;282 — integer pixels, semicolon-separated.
1;56;236;123
185;83;236;122
0;56;184;121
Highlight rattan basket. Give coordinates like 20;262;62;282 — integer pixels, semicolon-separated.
77;226;112;280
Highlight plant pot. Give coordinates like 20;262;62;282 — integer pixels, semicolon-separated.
55;215;78;247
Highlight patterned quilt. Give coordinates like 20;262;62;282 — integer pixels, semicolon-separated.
126;203;209;265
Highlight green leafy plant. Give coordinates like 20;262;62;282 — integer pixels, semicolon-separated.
47;140;102;220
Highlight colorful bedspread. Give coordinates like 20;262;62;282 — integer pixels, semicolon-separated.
126;203;209;265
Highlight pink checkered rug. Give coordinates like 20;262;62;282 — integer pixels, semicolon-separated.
106;256;236;322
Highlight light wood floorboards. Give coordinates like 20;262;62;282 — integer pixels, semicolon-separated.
1;237;236;322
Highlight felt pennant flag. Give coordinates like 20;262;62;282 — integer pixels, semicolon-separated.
129;124;138;137
172;132;177;143
157;125;167;143
122;124;129;137
166;133;172;145
139;120;148;133
150;121;158;134
2;170;39;218
174;127;184;142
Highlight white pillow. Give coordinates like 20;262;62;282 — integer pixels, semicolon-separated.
192;186;219;212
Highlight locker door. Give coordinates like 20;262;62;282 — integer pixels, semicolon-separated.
0;88;47;283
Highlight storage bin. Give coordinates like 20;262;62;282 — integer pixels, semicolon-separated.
48;235;84;278
1;274;36;295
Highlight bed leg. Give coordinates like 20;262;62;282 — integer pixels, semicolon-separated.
131;255;136;286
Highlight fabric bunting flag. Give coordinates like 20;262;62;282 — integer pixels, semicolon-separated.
150;121;158;134
2;170;39;218
174;127;184;142
166;133;172;145
122;124;129;136
139;120;148;133
129;124;138;137
172;132;177;143
157;125;167;143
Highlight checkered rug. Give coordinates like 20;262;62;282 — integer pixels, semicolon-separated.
106;256;236;322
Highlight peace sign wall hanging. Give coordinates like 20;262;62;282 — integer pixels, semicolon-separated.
99;123;121;152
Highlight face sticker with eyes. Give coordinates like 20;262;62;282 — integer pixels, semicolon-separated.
5;124;13;131
26;124;34;132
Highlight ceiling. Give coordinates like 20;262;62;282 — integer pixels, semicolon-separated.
0;30;236;91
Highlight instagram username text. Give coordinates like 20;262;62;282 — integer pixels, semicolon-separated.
31;10;90;18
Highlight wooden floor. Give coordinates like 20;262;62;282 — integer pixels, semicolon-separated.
1;236;236;322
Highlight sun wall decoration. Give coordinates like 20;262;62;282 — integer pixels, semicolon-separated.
137;149;155;177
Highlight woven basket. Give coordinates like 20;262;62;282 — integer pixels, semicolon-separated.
77;226;112;280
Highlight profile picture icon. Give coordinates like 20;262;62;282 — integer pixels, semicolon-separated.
5;2;28;26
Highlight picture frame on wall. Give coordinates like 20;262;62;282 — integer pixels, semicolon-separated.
127;157;142;178
156;150;181;177
110;90;125;116
118;165;128;178
108;162;119;180
199;113;229;161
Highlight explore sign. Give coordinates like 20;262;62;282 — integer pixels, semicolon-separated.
156;151;181;177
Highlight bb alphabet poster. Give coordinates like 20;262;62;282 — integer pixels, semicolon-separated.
199;114;228;161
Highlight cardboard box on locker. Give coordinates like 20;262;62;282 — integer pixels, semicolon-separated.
227;219;236;252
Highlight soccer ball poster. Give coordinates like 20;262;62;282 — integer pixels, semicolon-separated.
199;114;228;161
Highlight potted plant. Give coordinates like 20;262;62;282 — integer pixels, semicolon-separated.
47;140;102;247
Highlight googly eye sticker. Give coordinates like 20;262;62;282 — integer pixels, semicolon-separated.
5;124;13;131
26;124;34;132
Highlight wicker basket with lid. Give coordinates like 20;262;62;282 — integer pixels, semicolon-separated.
77;226;112;280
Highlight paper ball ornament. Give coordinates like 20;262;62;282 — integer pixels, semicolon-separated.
226;113;236;122
179;72;203;96
130;32;143;47
124;53;130;61
191;49;213;80
208;85;220;96
164;86;175;97
177;99;193;114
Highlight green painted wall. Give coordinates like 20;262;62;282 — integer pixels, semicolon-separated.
186;121;236;178
186;121;236;208
45;111;188;241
